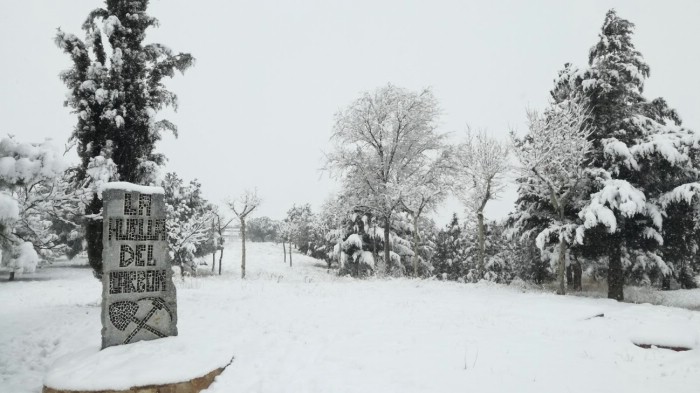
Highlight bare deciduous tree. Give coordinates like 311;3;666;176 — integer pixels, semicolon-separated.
227;190;261;279
513;102;593;295
457;129;510;278
401;148;454;276
326;84;443;275
210;206;234;275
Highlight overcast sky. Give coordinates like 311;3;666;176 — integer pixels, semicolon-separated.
1;0;699;225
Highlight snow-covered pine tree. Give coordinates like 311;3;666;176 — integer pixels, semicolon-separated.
56;0;194;277
563;10;700;300
433;214;467;280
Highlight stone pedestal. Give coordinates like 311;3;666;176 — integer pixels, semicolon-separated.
42;337;234;393
42;366;226;393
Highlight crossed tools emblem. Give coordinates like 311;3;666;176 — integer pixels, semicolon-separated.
109;297;172;344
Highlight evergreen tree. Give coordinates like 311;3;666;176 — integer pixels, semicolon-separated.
56;0;194;277
557;10;699;299
433;214;467;280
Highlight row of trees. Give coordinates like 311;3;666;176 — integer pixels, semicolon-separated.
316;10;700;301
6;4;698;304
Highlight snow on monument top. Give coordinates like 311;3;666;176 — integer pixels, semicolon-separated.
101;182;165;195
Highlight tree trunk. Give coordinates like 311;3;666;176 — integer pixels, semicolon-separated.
412;216;419;277
477;210;485;278
283;241;287;263
289;237;293;267
211;250;216;273
661;275;671;290
86;195;104;279
608;236;624;301
556;207;567;295
337;236;343;271
566;265;573;286
384;216;391;275
372;223;377;272
2;245;14;281
218;247;224;275
557;236;566;295
241;219;246;279
573;258;582;291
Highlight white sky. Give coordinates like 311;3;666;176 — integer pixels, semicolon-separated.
1;0;698;225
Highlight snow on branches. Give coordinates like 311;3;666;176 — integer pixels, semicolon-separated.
512;102;592;294
456;129;509;217
0;136;81;278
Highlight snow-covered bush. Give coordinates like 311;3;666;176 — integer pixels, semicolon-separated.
0;136;81;280
8;242;39;275
163;173;213;276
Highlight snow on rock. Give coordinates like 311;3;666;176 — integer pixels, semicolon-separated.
44;336;233;391
621;305;700;350
101;182;165;195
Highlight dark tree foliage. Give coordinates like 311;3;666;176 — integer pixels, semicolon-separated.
56;0;194;276
433;214;466;280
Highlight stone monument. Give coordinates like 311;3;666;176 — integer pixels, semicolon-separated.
41;183;231;393
101;182;177;349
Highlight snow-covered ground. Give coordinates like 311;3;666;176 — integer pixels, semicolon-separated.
1;240;700;393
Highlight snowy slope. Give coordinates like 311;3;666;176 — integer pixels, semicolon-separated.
1;241;699;393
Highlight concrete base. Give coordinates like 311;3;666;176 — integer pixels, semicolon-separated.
43;366;226;393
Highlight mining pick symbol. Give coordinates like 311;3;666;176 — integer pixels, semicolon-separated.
109;297;171;344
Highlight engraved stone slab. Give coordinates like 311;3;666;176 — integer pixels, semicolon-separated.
101;183;177;349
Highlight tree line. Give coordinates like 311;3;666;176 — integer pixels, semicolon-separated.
2;3;698;304
314;10;700;301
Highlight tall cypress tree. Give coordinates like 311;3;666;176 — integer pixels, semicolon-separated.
56;0;194;277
